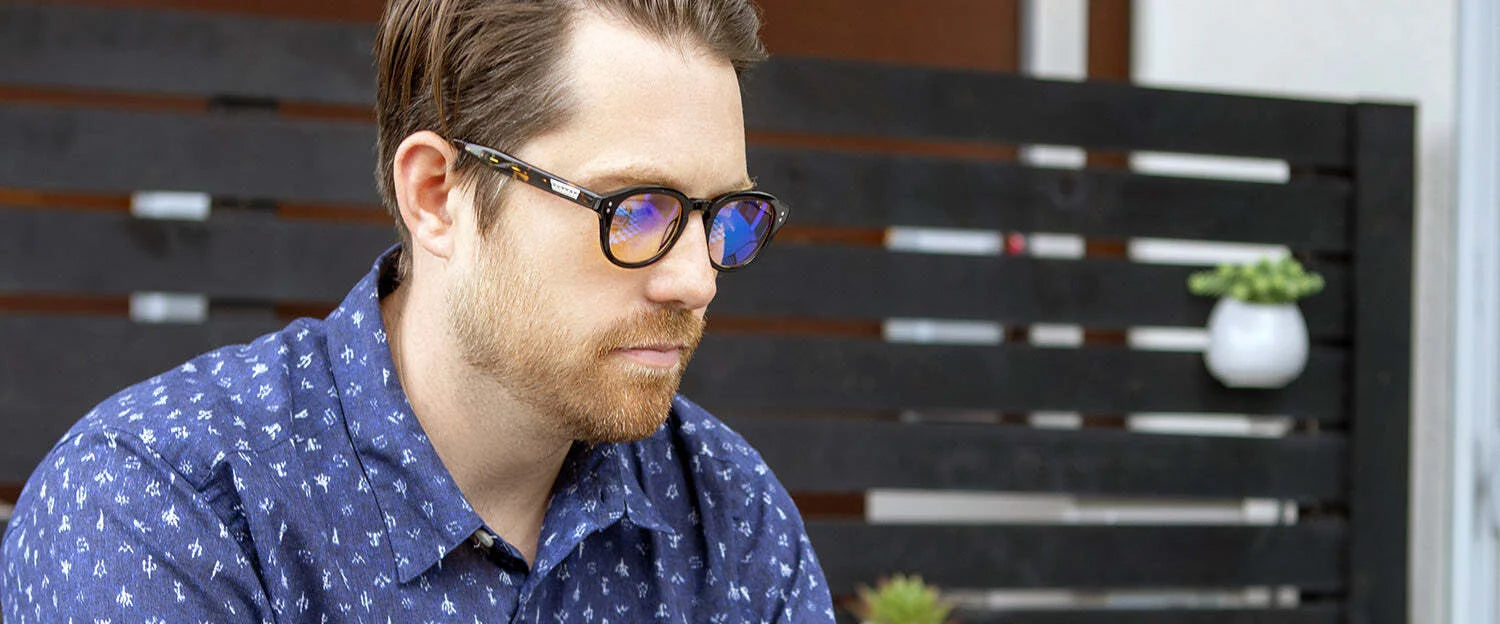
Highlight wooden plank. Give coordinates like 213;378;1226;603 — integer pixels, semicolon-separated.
731;417;1346;499
721;245;1350;340
0;104;379;205
807;521;1346;594
0;316;280;409
0;3;376;105
0;208;1349;337
1346;104;1414;624
748;146;1351;251
687;336;1349;422
949;607;1342;624
0;208;392;302
743;58;1352;167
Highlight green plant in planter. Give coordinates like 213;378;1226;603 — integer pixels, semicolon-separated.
1187;256;1325;304
852;575;954;624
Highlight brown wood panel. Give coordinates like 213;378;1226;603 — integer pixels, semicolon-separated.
1087;0;1133;82
758;0;1021;72
1086;0;1133;169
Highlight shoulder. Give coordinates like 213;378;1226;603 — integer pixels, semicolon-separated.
649;395;801;526
54;317;338;491
663;395;776;483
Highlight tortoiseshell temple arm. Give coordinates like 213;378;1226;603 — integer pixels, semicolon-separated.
452;139;603;212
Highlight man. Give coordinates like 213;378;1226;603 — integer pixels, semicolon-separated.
1;0;835;621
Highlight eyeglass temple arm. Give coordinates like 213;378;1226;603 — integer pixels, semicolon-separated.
451;140;603;211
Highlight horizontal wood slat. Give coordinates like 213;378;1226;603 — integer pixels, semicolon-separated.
0;2;376;105
0;4;1353;165
807;521;1346;594
0;208;392;302
0;104;379;205
730;417;1345;499
687;335;1348;421
753;147;1351;251
722;245;1350;339
0;208;1349;336
948;607;1342;624
744;58;1353;166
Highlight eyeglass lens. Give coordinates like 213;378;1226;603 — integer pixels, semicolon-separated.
608;193;776;268
707;198;776;268
608;193;683;264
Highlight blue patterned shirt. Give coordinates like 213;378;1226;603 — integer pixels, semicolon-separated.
2;249;834;623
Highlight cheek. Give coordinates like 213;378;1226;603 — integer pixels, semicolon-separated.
510;220;623;333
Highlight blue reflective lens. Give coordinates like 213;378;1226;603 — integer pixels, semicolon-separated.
708;199;775;267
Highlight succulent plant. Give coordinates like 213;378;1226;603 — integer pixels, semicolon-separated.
1188;256;1325;304
852;575;954;624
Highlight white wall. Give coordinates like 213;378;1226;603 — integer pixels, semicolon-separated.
1132;2;1458;623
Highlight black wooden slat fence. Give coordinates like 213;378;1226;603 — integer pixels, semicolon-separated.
754;148;1353;250
806;521;1347;592
730;418;1346;499
0;3;377;105
0;104;380;205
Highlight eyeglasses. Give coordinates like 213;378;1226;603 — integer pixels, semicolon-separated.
452;139;789;271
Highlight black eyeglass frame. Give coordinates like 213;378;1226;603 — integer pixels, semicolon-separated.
451;139;789;271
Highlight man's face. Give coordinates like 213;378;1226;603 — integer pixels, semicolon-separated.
446;11;750;443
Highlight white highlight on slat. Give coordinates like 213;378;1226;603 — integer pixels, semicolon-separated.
1129;151;1291;183
1029;411;1083;429
1020;144;1088;169
130;191;211;221
130;292;208;324
885;227;1002;256
1128;326;1210;352
1029;323;1085;347
883;319;1003;346
1128;413;1295;438
1129;238;1290;266
944;586;1300;610
867;490;1294;526
1026;232;1086;259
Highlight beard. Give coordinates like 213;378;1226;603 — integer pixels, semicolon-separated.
445;237;705;443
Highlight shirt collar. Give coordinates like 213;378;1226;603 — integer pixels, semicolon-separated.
326;246;675;584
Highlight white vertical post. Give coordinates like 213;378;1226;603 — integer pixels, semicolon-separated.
1449;0;1500;621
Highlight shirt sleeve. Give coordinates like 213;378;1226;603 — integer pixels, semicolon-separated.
2;427;272;623
736;468;838;624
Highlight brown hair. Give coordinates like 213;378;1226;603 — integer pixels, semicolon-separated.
374;0;768;278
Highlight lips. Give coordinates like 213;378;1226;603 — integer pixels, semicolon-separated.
613;344;684;369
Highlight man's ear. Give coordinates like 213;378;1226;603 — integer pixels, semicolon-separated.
392;131;464;262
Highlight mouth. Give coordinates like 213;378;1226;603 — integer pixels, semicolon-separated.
611;344;685;369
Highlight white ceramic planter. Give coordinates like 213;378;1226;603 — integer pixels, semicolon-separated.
1203;297;1309;389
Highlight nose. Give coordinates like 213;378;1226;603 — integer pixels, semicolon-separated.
642;214;717;310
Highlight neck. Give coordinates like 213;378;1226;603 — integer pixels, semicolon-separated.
379;277;571;565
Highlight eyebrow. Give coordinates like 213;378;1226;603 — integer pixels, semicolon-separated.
581;167;756;198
